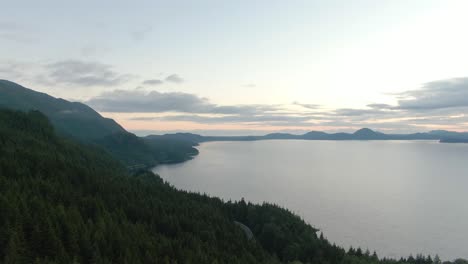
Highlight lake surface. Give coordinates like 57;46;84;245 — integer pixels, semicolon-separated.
153;140;468;260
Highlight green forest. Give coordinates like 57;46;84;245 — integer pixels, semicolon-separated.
0;109;466;263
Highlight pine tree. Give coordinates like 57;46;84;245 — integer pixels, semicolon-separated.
4;230;26;264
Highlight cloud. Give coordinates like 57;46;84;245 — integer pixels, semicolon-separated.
332;108;393;117
306;77;468;131
211;105;280;115
0;59;183;90
142;79;164;86
165;74;184;84
242;83;256;88
397;77;468;110
44;60;131;87
87;88;286;116
87;89;211;112
82;76;468;132
141;74;185;86
134;114;313;125
0;58;188;96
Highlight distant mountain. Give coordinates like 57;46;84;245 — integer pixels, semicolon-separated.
440;138;468;143
302;131;329;140
431;130;468;143
352;128;388;139
0;80;197;168
145;132;204;145
156;128;468;143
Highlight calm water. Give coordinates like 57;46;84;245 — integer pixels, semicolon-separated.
153;140;468;260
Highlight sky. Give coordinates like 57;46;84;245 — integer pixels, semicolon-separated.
2;0;468;135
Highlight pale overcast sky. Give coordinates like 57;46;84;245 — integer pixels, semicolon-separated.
2;0;468;135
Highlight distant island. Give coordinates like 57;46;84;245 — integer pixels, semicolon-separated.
147;127;468;145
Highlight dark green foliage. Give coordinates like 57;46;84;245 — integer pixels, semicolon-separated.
93;131;199;169
0;109;273;263
0;109;464;263
143;136;199;163
93;131;160;169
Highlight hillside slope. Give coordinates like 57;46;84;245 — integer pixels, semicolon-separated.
0;79;124;140
0;80;197;168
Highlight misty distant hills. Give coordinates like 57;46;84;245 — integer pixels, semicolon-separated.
154;127;468;143
0;80;197;168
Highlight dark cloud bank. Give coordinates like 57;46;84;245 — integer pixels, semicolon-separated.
87;89;280;115
86;76;468;132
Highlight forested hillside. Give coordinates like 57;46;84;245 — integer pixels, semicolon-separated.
0;109;464;263
0;80;198;169
0;80;125;140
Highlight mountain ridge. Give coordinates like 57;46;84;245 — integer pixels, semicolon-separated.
152;127;468;143
0;79;125;140
0;80;198;168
